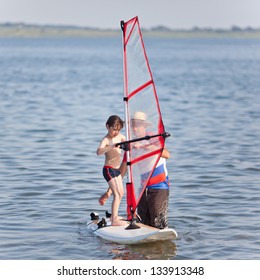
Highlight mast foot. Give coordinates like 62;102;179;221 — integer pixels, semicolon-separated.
125;220;140;230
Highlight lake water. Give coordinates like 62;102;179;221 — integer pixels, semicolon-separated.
0;36;259;260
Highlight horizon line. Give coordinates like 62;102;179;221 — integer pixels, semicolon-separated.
1;21;260;31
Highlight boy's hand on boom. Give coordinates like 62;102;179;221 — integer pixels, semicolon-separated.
115;142;130;151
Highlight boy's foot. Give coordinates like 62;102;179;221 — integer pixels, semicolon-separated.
111;219;128;226
99;192;109;206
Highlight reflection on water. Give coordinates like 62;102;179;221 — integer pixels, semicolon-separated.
108;241;177;260
128;241;177;260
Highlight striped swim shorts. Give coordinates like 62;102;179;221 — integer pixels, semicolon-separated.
102;166;121;182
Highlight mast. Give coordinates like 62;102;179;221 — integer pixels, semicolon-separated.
121;20;138;227
121;20;130;184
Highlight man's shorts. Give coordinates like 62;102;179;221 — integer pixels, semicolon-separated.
138;188;169;229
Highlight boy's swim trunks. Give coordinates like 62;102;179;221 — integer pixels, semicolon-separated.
103;166;121;182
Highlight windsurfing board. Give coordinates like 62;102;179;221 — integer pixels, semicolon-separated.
87;216;178;245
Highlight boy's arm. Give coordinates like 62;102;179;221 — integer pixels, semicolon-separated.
96;137;115;155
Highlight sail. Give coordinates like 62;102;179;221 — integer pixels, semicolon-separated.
121;17;167;220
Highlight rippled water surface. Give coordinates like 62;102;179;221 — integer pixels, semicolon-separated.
0;37;260;259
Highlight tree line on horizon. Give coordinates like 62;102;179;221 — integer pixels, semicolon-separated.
1;22;260;32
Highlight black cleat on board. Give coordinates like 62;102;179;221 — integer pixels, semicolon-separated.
90;212;99;221
105;211;111;218
97;218;107;228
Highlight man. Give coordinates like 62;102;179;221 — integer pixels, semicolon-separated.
121;112;170;229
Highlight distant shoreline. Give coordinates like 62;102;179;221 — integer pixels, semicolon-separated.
1;23;260;39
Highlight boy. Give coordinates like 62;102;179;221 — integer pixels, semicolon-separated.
96;115;127;226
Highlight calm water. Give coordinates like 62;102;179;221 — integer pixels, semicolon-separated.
0;36;259;260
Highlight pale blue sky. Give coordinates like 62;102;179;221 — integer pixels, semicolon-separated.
1;0;260;29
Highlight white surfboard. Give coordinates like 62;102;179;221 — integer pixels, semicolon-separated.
87;217;178;245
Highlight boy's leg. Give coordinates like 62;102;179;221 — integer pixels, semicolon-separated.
108;175;127;226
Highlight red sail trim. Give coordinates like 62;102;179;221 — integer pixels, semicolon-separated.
128;80;153;99
136;19;154;80
125;17;138;47
131;148;162;165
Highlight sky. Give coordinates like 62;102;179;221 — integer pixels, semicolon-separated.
1;0;260;29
